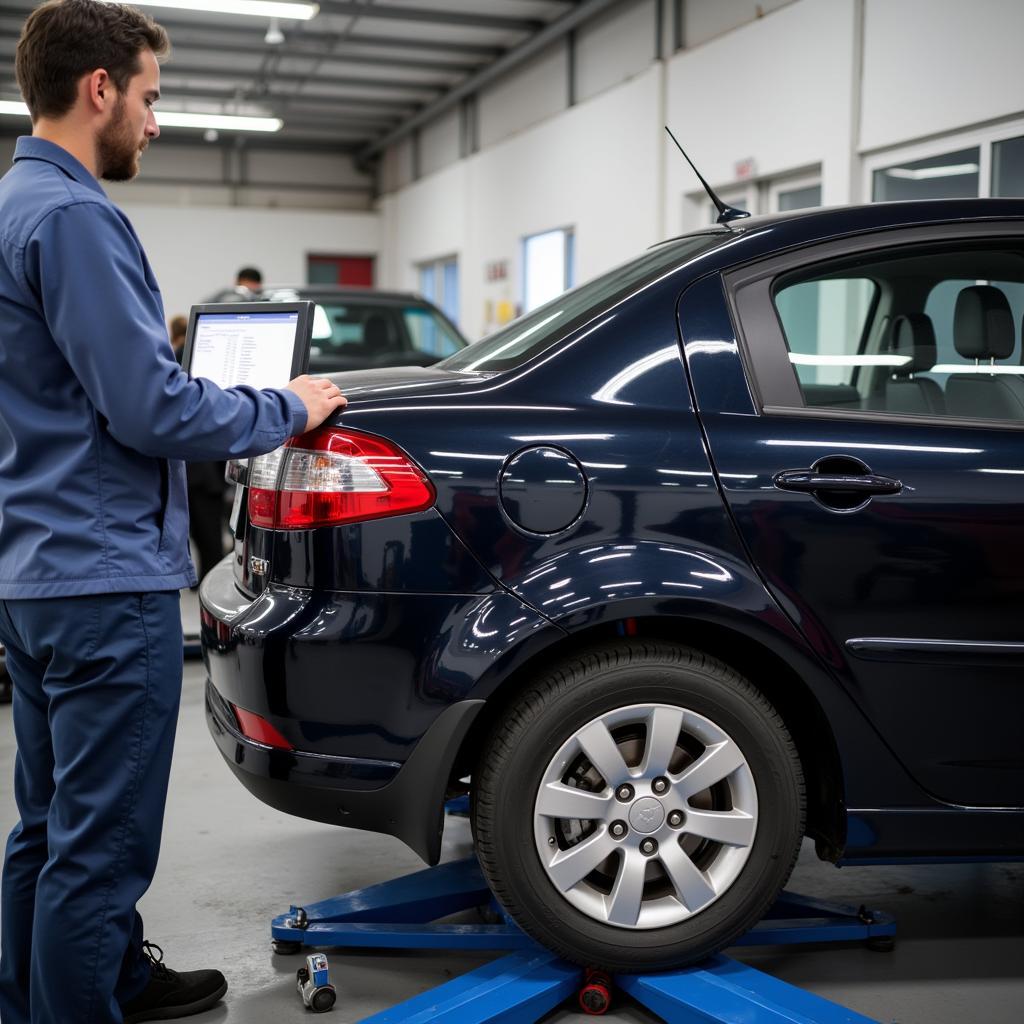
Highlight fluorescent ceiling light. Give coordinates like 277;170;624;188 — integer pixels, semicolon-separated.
156;111;282;131
884;163;979;181
0;100;281;132
789;353;912;366
102;0;318;19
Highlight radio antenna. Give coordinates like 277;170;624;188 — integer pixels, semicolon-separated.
664;126;751;226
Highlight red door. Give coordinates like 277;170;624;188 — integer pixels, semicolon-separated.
308;255;375;287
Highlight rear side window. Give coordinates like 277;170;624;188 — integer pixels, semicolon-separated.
440;233;726;373
766;241;1024;421
774;278;877;397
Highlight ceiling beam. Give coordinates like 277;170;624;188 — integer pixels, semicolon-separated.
0;124;366;154
158;63;444;95
0;65;422;114
360;0;622;160
0;27;484;74
150;19;505;57
316;2;542;32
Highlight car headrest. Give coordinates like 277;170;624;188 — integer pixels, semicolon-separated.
890;313;936;374
363;314;391;352
953;285;1014;360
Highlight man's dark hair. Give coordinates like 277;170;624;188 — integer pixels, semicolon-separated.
236;267;263;285
16;0;169;121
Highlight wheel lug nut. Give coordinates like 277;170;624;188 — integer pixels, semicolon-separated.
610;821;627;839
668;811;684;828
616;784;634;802
640;838;658;856
652;777;669;795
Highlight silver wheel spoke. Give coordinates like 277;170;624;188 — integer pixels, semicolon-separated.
640;705;684;777
536;782;612;820
533;702;759;930
546;829;617;892
674;739;746;799
605;850;647;927
684;808;756;848
659;840;717;912
576;719;631;788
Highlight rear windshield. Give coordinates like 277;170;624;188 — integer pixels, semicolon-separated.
310;300;464;360
440;233;726;373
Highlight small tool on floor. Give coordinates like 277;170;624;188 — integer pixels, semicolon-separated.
297;952;336;1013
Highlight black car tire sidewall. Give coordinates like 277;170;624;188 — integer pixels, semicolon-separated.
473;643;805;972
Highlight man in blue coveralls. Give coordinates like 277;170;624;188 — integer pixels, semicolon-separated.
0;2;347;1021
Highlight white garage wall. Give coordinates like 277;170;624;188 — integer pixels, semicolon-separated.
121;204;381;327
860;0;1024;153
381;66;662;341
683;0;797;47
576;0;657;103
420;107;462;179
478;44;569;150
665;0;858;225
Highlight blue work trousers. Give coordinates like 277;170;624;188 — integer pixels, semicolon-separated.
0;591;183;1024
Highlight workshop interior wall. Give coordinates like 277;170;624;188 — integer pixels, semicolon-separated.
859;0;1024;153
4;0;1023;345
664;0;858;222
379;65;661;342
121;204;381;328
379;0;1024;340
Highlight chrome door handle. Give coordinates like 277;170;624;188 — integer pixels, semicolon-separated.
773;470;902;496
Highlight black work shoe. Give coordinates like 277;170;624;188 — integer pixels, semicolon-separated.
121;941;228;1023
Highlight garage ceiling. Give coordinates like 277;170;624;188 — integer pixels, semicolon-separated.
0;0;610;157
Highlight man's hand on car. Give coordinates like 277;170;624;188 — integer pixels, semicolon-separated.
287;374;347;432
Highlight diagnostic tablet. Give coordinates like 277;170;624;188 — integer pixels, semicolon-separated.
182;301;314;390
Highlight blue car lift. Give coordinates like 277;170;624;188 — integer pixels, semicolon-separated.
271;818;895;1022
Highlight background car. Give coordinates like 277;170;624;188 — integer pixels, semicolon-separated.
204;285;468;373
200;199;1024;974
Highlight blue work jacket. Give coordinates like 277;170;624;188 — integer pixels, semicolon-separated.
0;137;308;598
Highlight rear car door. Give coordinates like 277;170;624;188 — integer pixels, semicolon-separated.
681;223;1024;809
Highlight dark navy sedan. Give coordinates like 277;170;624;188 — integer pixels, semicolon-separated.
201;199;1024;973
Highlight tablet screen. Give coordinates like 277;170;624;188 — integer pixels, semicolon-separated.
189;310;300;390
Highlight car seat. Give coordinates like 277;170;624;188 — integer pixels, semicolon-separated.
944;285;1024;419
884;313;944;415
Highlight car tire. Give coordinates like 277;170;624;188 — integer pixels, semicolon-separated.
472;641;805;973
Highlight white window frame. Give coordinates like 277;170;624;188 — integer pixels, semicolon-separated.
768;172;823;213
521;226;575;314
683;166;821;230
416;254;460;325
861;116;1024;202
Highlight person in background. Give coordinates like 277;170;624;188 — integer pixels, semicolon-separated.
235;265;262;294
168;313;186;357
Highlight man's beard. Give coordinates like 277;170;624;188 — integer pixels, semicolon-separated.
98;99;145;182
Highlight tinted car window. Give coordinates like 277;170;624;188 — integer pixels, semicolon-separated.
769;242;1024;420
440;233;726;373
774;277;877;390
402;307;463;358
310;301;463;365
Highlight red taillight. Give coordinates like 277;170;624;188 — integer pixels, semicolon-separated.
231;704;294;750
248;428;436;530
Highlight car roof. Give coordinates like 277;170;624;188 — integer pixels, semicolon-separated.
263;286;428;304
653;198;1024;253
207;285;434;306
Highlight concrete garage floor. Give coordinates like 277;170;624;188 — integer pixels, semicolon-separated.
0;595;1021;1023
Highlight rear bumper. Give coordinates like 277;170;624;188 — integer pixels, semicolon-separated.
205;681;483;863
